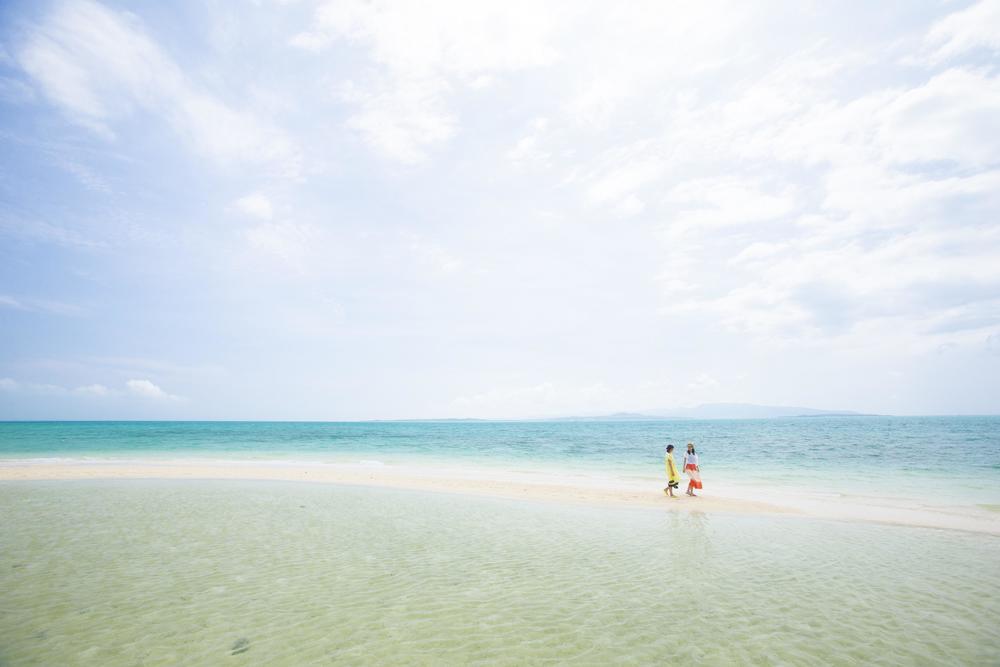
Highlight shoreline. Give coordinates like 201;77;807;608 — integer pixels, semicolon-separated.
2;457;999;536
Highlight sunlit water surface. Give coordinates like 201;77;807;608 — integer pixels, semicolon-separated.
1;480;998;665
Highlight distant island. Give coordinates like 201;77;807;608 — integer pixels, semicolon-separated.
549;403;875;421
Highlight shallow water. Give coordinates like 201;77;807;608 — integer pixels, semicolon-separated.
1;480;998;665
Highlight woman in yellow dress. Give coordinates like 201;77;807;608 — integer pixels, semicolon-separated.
664;444;681;497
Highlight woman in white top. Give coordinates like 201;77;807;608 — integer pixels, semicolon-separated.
683;442;703;496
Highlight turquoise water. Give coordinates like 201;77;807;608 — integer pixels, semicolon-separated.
2;417;999;503
1;480;998;665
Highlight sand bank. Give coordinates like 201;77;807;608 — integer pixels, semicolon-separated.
2;458;998;535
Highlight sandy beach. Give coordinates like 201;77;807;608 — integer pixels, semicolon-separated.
3;457;998;536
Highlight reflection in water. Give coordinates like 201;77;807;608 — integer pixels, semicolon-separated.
659;509;712;566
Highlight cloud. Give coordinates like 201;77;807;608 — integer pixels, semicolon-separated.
403;232;463;275
244;221;317;272
234;193;274;220
584;154;665;210
17;0;300;176
295;0;557;162
74;383;109;396
450;380;615;418
925;0;1000;63
447;374;741;419
0;379;71;396
292;0;557;74
876;68;1000;168
591;15;1000;345
0;379;118;398
340;77;455;164
560;2;750;129
126;379;179;400
664;179;797;233
672;223;1000;340
506;118;552;168
687;373;720;392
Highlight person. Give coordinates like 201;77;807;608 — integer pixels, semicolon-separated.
683;442;703;496
664;444;681;497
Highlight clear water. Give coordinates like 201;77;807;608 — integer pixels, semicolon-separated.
1;417;999;504
1;480;998;665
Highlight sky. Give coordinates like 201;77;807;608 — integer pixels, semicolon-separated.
1;0;999;420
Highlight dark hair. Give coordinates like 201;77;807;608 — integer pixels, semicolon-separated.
666;444;674;452
687;443;696;453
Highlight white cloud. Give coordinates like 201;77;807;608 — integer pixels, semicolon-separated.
451;381;615;418
403;232;463;275
18;0;300;176
0;379;70;396
925;0;1000;63
506;118;551;167
293;0;557;75
340;77;455;164
74;383;109;396
296;0;557;162
235;193;274;220
687;372;720;392
126;379;179;400
875;68;1000;168
615;194;646;218
0;378;149;400
244;221;317;272
573;13;996;346
561;1;750;128
506;134;546;165
585;155;665;209
665;179;796;233
672;222;1000;341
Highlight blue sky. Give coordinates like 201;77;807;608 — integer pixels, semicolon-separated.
1;0;999;419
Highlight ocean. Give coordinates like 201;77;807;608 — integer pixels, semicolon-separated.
2;416;998;504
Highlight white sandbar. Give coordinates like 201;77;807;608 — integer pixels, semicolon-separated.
2;457;998;535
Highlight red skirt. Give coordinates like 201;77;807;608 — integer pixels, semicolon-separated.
685;463;703;489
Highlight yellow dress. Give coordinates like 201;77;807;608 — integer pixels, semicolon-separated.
665;453;681;489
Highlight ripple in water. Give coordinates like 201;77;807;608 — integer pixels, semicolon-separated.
1;480;998;665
